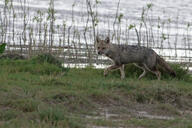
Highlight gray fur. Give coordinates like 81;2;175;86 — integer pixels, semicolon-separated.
96;36;176;80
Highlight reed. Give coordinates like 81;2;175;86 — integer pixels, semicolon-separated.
0;0;191;67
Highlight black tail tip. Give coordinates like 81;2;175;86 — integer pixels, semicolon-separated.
170;72;176;77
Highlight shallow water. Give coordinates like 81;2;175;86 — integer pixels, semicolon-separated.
0;0;191;65
1;0;192;42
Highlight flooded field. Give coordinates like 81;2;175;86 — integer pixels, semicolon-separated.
0;0;192;66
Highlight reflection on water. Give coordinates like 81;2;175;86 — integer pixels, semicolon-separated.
0;0;191;66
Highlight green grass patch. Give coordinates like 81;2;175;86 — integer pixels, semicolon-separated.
0;57;191;128
5;99;40;112
0;109;20;121
38;106;84;128
0;53;67;75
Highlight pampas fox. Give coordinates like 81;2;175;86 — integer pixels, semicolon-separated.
96;36;176;80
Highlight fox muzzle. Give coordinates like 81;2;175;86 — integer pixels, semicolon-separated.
98;51;102;55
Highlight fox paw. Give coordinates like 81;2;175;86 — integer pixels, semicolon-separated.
121;76;125;80
104;70;108;77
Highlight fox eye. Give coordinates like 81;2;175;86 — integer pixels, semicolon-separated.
102;47;105;50
98;47;100;49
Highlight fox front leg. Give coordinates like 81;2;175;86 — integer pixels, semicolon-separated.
104;65;120;77
104;68;108;77
120;65;125;79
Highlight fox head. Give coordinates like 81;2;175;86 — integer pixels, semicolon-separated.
96;36;110;55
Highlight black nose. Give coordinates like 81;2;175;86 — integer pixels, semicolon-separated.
98;51;101;55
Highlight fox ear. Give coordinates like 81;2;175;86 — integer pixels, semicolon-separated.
105;37;110;44
96;36;101;43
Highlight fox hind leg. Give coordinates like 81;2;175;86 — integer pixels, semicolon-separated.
143;63;161;80
134;63;147;80
154;70;161;80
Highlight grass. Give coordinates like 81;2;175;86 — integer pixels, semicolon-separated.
0;55;192;128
